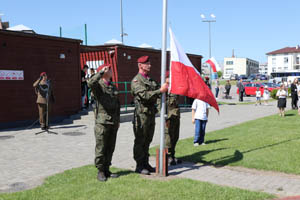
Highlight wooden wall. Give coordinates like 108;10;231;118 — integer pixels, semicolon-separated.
0;30;82;128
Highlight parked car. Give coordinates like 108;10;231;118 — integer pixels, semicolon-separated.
237;82;279;96
259;74;268;80
239;74;248;80
248;74;258;81
230;74;239;80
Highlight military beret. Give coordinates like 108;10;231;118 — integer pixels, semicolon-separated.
40;72;47;76
137;56;150;63
97;64;111;72
165;70;170;78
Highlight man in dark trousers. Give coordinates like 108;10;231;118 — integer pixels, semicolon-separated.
81;65;89;109
291;78;298;109
237;79;244;102
131;56;169;175
87;64;120;182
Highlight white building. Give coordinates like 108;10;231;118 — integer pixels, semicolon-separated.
223;57;259;79
266;46;300;75
259;63;268;75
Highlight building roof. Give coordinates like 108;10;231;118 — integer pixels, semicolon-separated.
266;46;300;55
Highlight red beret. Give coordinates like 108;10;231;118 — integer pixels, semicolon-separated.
165;70;169;78
137;56;150;63
97;64;111;72
205;76;209;80
40;72;47;76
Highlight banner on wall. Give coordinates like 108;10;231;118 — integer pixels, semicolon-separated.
0;70;24;80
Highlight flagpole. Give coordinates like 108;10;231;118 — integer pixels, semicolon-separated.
160;0;168;175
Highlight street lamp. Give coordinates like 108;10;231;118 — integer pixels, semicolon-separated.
201;14;216;85
120;0;128;44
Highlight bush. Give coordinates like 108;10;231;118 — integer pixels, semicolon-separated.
270;88;291;99
271;89;278;99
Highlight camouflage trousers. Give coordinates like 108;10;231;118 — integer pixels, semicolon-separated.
94;123;118;171
165;116;180;158
133;112;155;166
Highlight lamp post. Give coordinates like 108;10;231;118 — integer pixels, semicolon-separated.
120;0;128;44
201;14;216;85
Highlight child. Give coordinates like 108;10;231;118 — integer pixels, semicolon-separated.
192;99;210;146
263;86;270;105
277;84;287;117
255;87;261;106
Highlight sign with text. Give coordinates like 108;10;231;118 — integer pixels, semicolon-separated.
0;70;24;80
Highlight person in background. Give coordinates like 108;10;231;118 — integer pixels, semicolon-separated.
192;99;210;146
204;77;211;90
33;72;55;130
225;80;231;99
215;79;220;99
237;79;244;102
290;78;298;109
263;86;270;105
81;65;89;110
255;87;261;106
276;84;287;117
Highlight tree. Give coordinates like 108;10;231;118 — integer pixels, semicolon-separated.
217;71;223;78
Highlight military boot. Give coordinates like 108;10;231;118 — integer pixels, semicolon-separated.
97;171;107;182
105;169;119;178
144;159;155;173
135;164;150;175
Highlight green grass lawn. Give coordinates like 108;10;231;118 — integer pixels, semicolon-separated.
0;166;274;200
151;110;300;175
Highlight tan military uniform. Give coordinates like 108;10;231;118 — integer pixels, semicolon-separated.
131;73;161;169
87;72;120;173
33;79;54;128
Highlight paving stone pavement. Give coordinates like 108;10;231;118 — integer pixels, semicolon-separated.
0;96;299;198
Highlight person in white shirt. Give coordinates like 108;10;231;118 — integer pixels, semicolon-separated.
297;82;300;115
263;86;270;105
192;99;210;146
276;84;287;117
255;87;262;106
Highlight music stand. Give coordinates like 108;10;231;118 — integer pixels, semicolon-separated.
35;79;58;135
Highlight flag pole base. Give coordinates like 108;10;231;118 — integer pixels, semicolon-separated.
155;148;168;176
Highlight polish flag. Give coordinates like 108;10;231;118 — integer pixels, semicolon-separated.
206;57;220;73
169;28;219;112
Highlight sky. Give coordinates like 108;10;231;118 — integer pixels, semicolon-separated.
1;0;300;65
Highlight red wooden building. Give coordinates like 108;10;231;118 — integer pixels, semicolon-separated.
80;44;203;105
0;30;82;129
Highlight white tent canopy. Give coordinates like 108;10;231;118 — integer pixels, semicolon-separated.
7;24;35;33
104;39;122;45
138;43;154;49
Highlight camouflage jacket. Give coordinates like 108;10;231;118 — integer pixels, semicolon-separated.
131;73;160;116
87;72;120;125
166;93;180;119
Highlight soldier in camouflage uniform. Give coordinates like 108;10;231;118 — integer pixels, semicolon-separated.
164;72;182;165
87;64;120;182
131;56;169;175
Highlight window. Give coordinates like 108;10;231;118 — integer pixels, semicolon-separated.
284;57;288;64
226;61;234;65
296;57;300;64
272;58;276;65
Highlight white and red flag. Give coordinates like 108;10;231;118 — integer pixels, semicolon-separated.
205;57;220;73
169;28;219;112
